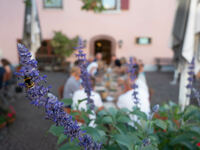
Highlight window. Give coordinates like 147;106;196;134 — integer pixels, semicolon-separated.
43;0;63;9
101;0;129;12
102;0;119;10
136;37;152;45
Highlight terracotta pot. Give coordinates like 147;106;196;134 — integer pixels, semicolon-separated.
0;122;6;129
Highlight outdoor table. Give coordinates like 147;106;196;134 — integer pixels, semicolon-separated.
94;71;122;109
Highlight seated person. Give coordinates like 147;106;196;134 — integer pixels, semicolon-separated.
72;77;103;111
117;64;150;116
111;54;121;68
63;66;81;99
0;67;5;89
113;57;127;75
138;59;147;84
1;58;13;85
87;61;98;76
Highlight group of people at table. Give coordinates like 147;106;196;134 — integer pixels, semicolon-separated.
62;53;150;117
0;55;150;119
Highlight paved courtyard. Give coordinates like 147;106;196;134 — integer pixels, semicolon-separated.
0;71;182;150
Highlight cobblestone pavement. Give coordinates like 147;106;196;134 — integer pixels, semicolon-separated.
0;71;184;150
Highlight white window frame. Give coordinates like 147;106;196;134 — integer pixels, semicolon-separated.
101;0;121;14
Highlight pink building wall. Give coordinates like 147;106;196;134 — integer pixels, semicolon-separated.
0;0;176;66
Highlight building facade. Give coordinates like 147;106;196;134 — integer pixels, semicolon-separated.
0;0;176;69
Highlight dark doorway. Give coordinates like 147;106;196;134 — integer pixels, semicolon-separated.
95;40;112;64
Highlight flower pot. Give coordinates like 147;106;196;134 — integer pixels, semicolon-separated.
0;122;6;129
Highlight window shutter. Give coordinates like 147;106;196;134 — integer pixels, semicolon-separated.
121;0;129;10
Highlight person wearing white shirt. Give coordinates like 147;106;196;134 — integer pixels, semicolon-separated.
117;80;150;116
72;77;103;127
87;61;98;76
117;64;150;117
72;77;103;111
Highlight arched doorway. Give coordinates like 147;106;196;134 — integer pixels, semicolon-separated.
90;35;116;64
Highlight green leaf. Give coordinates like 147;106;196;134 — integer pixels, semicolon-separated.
169;132;196;148
61;98;72;106
114;134;138;150
179;141;197;150
49;125;64;137
117;116;131;123
169;101;177;107
104;144;122;150
97;109;107;117
81;127;105;142
142;145;159;150
102;116;113;124
58;142;79;150
189;126;200;135
57;134;67;145
78;98;88;105
108;107;117;118
131;109;147;121
153;120;167;130
120;108;130;113
184;106;200;121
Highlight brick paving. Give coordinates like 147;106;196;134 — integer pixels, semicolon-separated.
0;71;184;150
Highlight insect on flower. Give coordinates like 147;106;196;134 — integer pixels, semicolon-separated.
24;76;34;89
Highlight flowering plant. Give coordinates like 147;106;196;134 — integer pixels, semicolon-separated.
0;106;16;125
17;41;200;150
49;100;200;150
81;0;104;12
0;115;6;125
16;43;101;150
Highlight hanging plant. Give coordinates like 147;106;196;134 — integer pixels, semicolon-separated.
81;0;104;12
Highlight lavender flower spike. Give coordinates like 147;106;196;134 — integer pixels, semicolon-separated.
152;104;159;113
75;38;95;110
186;57;195;98
16;43;101;150
149;104;159;120
128;57;140;105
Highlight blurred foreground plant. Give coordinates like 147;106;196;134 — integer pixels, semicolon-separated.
49;99;200;150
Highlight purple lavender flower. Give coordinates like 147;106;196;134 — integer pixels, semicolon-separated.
142;138;150;147
16;43;100;150
152;104;159;113
186;57;195;98
128;57;140;105
192;88;200;106
79;135;102;150
75;38;95;110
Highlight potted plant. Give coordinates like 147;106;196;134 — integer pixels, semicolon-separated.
50;31;78;71
6;106;16;125
51;31;78;59
0;115;6;129
81;0;104;12
48;101;200;150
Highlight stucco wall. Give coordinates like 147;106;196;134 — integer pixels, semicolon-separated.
0;0;176;65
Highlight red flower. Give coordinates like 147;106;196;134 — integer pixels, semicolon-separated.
197;142;200;147
7;113;13;118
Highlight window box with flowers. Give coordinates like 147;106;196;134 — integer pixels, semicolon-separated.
81;0;129;12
